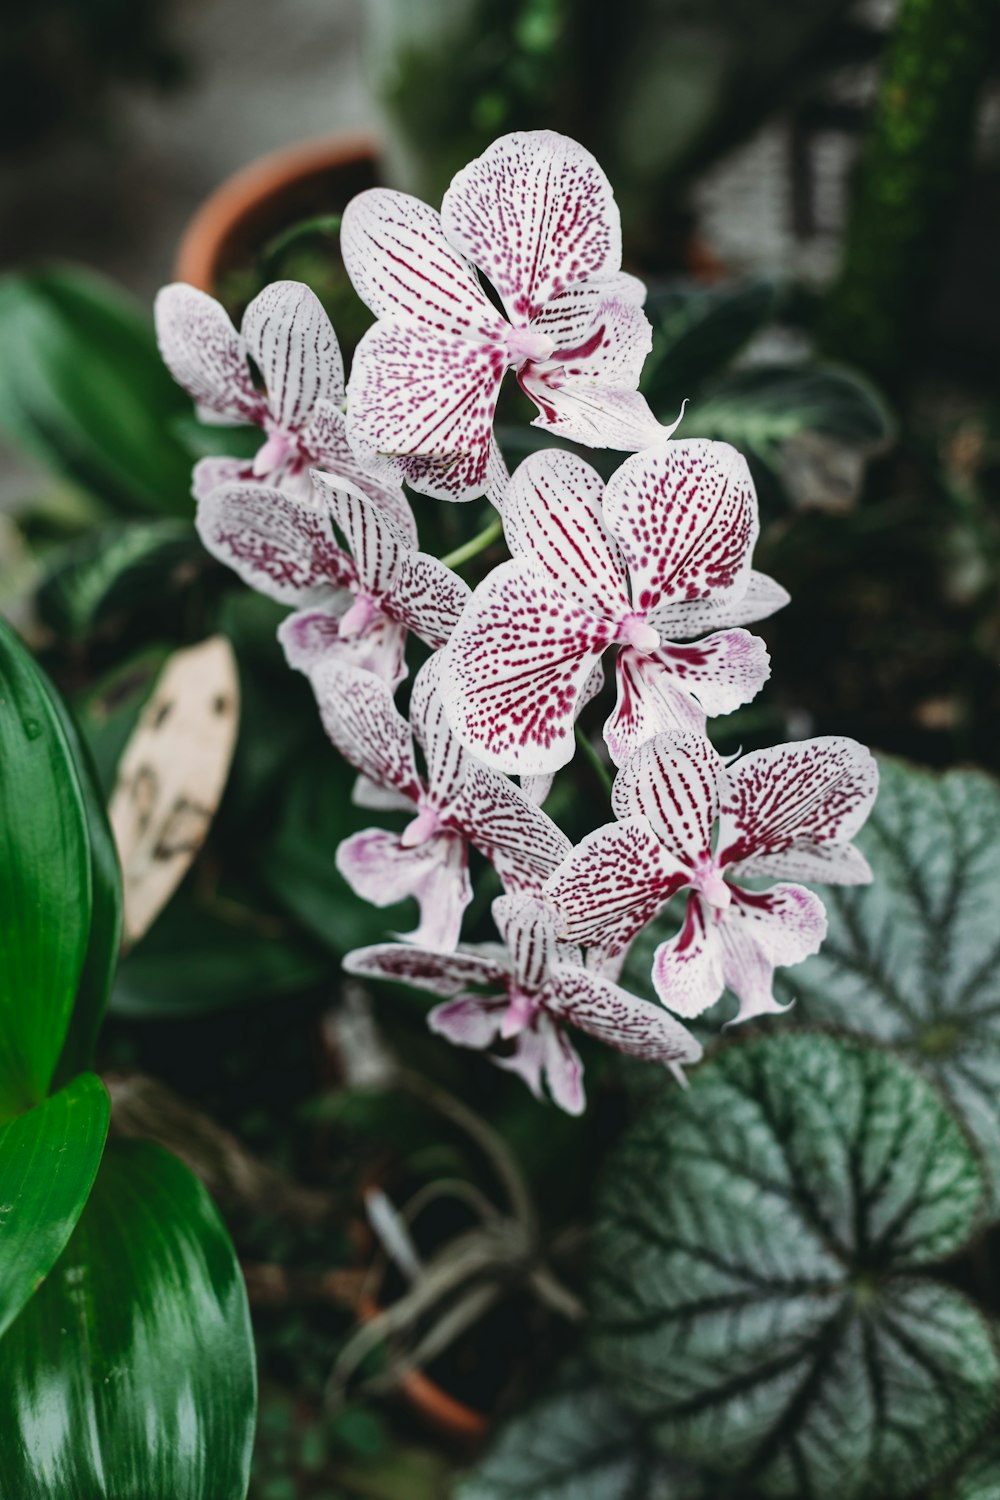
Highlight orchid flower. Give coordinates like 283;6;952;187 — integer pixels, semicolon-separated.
341;130;674;504
196;469;468;683
545;733;878;1023
155;279;411;526
314;655;571;950
345;893;701;1114
439;442;787;776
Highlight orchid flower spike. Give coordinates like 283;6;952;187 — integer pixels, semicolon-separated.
545;733;878;1024
196;470;468;684
314;655;571;951
341;130;675;504
345;893;702;1115
155;279;409;523
439;442;788;776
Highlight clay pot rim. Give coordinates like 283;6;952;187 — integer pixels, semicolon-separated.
357;1292;489;1441
173;131;380;293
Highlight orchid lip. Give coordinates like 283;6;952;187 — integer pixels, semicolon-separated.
500;987;537;1039
616;613;661;653
694;863;731;910
338;593;378;640
505;326;556;366
400;802;441;849
253;428;293;477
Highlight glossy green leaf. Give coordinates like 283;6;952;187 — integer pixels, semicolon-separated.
0;1138;257;1499
776;757;1000;1205
46;689;123;1086
591;1032;997;1500
683;362;893;511
0;267;194;516
111;884;330;1017
948;1437;1000;1500
37;519;201;637
457;1366;698;1500
0;619;91;1117
0;1073;109;1340
642;279;781;413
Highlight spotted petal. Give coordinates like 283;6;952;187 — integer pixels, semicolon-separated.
442;130;622;324
530;276;648;363
154;283;265;425
409;653;468;807
716;736;879;871
544;816;689;958
718;884;828;1024
346;320;506;503
604;648;708;766
310;661;421;800
388;553;471;648
454;763;572;894
196;483;353;605
546;963;703;1068
336;828;470;950
502;449;630;614
342;188;504;339
241;280;344;432
440;558;615;775
650;896;727;1019
603;440;758;625
345;941;508;998
520;366;669;452
301;399;417;542
493;893;561;992
611;734;722;865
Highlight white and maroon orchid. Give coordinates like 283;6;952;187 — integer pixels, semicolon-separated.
315;655;571;950
345;893;702;1114
439;442;787;776
341;130;674;504
196;469;468;683
545;733;878;1024
155;279;410;525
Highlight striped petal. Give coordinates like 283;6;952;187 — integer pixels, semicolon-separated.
453;763;572;894
345;940;508;997
310;660;422;800
241;280;344;432
603;440;759;622
604;648;708;768
493;893;561;993
312;470;409;598
278;605;407;684
440;558;614;776
502;449;630;614
341;188;503;339
650;896;727;1019
718;884;827;1024
409;652;468;808
674;569;790;637
546;963;702;1068
716;737;879;870
154;283;265;425
196;483;353;604
345;320;506;503
442;131;622;324
520;369;669;452
611;734;721;864
387;553;471;648
530;275;648;360
336;828;470;950
544;816;689;958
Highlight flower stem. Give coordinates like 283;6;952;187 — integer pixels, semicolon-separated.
575;726;613;799
441;515;503;571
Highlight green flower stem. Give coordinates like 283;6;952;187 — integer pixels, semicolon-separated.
575;725;613;799
820;0;997;383
440;514;504;570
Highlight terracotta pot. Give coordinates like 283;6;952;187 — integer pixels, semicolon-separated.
173;133;380;294
356;1292;489;1441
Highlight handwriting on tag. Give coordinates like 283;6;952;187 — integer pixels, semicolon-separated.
109;636;239;947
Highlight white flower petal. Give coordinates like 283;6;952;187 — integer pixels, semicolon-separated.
154;283;264;425
544;816;688;958
241;280;344;431
196;482;352;605
611;733;722;863
310;660;422;799
337;828;471;950
546;963;702;1067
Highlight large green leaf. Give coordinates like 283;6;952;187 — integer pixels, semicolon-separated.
0;1073;109;1340
590;1032;997;1500
37;519;201;637
456;1366;698;1500
0;619;91;1117
0;268;194;516
46;688;123;1087
682;362;893;511
641;279;781;414
0;1138;257;1499
775;757;1000;1205
948;1437;1000;1500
